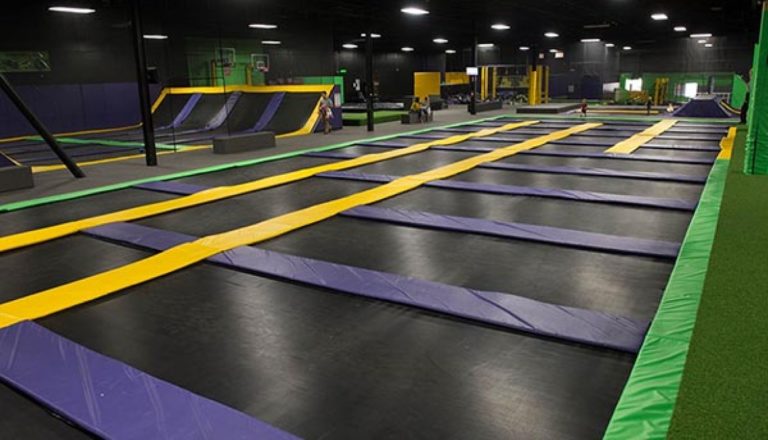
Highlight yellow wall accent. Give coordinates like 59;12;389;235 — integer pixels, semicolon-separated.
445;72;469;85
604;120;678;154
414;72;441;99
718;126;738;160
0;122;600;328
0;121;540;253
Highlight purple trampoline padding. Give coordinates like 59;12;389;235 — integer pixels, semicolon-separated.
204;92;242;130
317;171;698;211
170;93;201;129
304;151;360;160
253;92;285;132
516;149;716;165
134;181;210;195
479;162;708;184
81;223;648;352
0;321;297;440
342;206;681;259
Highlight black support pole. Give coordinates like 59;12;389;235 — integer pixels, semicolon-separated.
0;73;85;178
469;37;477;115
130;0;157;166
365;33;375;132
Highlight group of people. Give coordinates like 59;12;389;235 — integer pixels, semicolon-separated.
409;96;432;123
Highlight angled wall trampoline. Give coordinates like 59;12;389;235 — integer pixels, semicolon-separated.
0;115;733;438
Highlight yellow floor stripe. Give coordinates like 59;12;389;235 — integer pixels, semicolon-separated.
0;122;600;328
604;119;678;154
718;126;738;160
0;121;539;253
31;146;211;174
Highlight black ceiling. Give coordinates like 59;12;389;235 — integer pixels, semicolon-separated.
9;0;764;52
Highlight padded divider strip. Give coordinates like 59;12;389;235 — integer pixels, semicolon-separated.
0;321;297;439
478;162;708;184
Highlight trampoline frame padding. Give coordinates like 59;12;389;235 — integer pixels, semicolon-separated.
0;321;297;439
82;222;648;352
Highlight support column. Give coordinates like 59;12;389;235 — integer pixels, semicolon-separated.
0;73;84;178
365;33;375;132
131;0;157;166
469;37;477;115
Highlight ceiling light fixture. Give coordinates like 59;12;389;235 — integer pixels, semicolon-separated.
690;33;712;38
445;49;456;54
605;43;615;48
48;6;95;14
674;26;687;32
623;46;632;50
651;13;669;21
433;38;449;44
548;49;558;53
477;43;494;48
249;23;277;29
705;43;713;48
544;32;559;38
360;33;382;38
519;46;530;51
262;40;281;45
401;6;429;15
343;43;358;49
143;35;168;40
581;38;601;43
698;39;707;44
491;24;510;30
401;46;415;52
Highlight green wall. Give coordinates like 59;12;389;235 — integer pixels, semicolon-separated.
730;73;748;108
185;38;265;87
300;76;344;103
619;72;735;102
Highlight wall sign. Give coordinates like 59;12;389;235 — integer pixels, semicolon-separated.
0;51;51;72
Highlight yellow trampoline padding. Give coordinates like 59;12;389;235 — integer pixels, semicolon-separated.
718;126;738;160
0;121;540;253
604;119;678;154
0;122;600;328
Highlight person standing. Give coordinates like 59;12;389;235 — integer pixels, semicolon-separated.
319;92;333;134
646;97;653;116
580;99;588;118
421;96;431;123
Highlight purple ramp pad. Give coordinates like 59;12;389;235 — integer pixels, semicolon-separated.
170;93;202;129
82;223;647;352
342;205;681;259
134;181;210;195
0;321;297;440
479;162;708;184
317;171;697;211
304;151;360;160
253;92;285;132
517;149;716;165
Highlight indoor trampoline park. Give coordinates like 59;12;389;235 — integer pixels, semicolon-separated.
0;2;767;439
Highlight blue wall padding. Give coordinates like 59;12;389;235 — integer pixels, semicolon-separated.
317;171;698;210
0;83;161;138
169;93;202;129
81;222;649;352
478;162;708;184
252;92;285;131
0;321;297;439
341;205;681;259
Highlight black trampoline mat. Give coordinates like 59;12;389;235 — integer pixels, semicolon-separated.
136;178;377;236
176;156;337;187
376;185;694;241
38;263;635;440
264;93;320;134
0;382;90;439
0;189;176;235
258;216;673;320
455;167;705;200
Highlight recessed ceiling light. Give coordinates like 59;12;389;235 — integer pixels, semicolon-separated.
477;43;494;48
262;40;281;45
343;43;358;49
651;13;669;21
549;49;558;53
690;33;712;38
698;39;708;44
623;46;632;50
360;33;382;38
544;32;559;38
445;49;456;54
519;46;530;51
705;43;713;48
249;23;277;29
401;46;415;52
433;38;449;44
48;6;95;14
554;52;565;59
401;6;429;15
674;26;687;32
605;43;615;48
491;24;510;30
143;35;168;40
581;38;601;43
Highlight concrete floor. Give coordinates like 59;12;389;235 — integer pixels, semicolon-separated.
0;106;512;205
